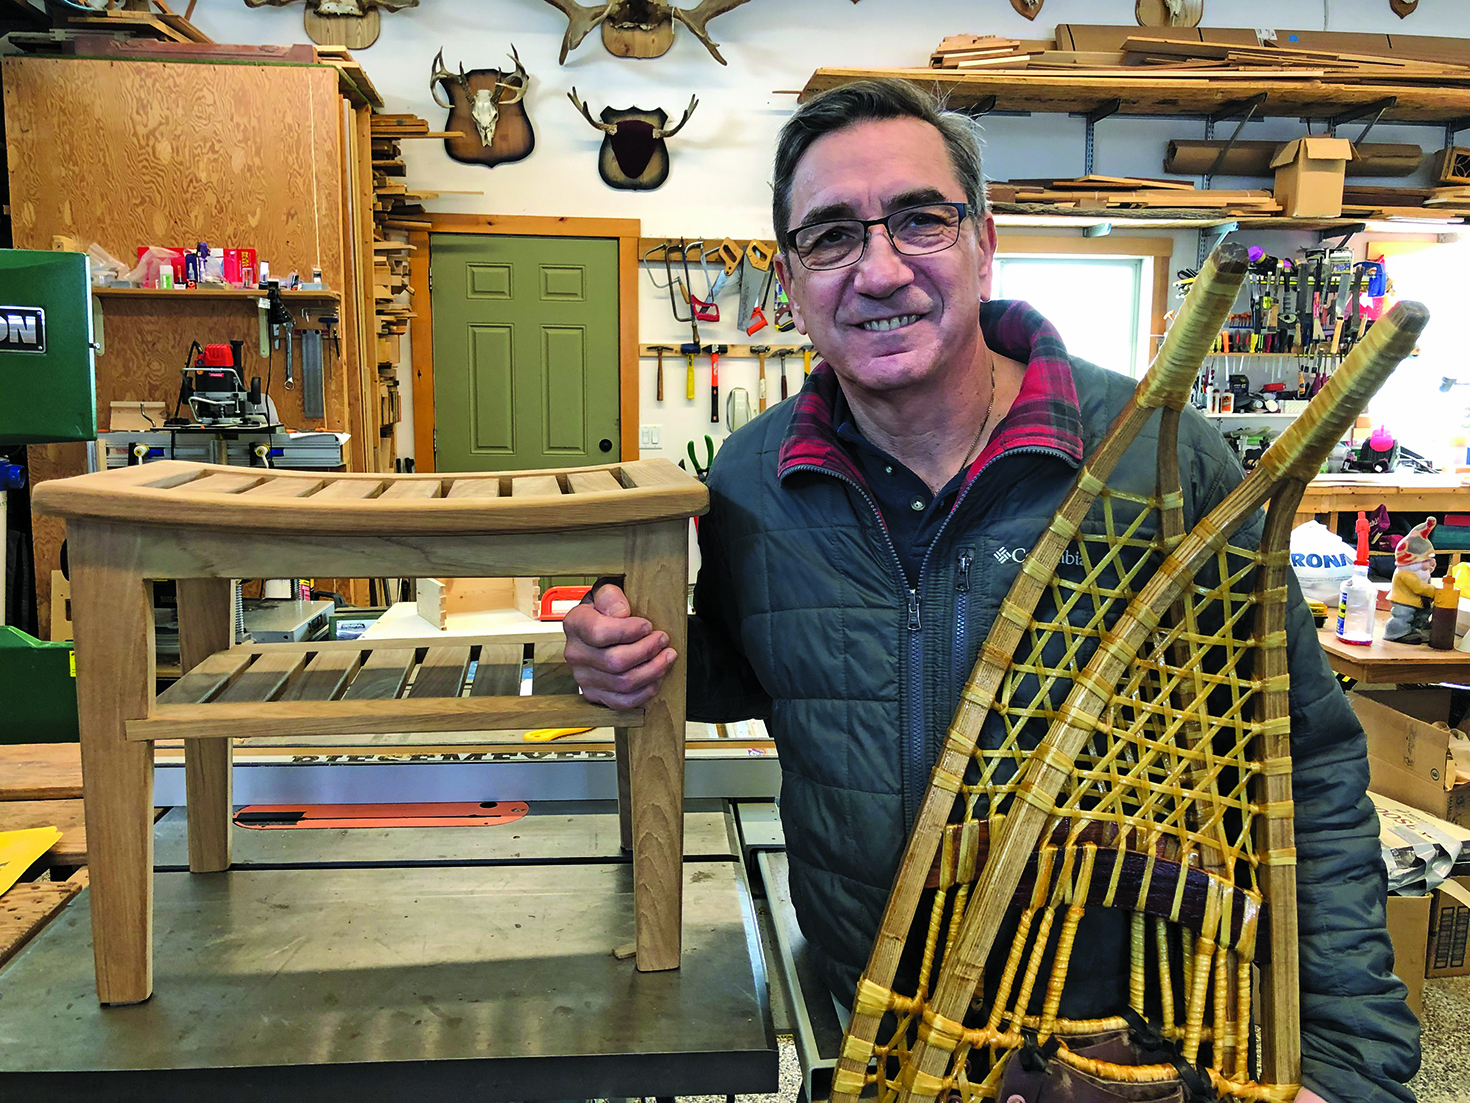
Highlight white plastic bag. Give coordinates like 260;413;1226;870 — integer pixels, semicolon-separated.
1290;520;1356;604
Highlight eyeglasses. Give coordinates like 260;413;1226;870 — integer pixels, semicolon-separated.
787;202;971;271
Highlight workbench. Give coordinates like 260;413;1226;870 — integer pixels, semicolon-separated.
1295;473;1470;531
0;800;778;1103
1316;610;1470;684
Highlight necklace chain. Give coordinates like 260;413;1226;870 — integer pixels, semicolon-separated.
960;352;997;471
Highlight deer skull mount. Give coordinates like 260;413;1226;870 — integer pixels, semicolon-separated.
1389;0;1418;15
1009;0;1043;21
568;88;697;190
543;0;752;65
241;0;418;49
430;48;534;168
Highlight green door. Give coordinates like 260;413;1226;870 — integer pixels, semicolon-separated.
430;233;621;471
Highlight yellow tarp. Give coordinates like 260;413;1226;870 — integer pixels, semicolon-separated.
0;827;62;896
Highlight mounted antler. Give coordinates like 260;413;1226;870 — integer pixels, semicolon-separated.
429;47;465;109
542;0;615;64
671;0;752;64
567;87;617;133
496;45;529;106
653;94;699;138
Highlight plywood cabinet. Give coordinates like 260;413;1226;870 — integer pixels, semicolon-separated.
3;56;380;631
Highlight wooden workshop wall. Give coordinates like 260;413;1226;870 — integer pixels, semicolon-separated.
3;57;366;634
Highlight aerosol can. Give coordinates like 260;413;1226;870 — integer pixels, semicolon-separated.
1336;510;1375;646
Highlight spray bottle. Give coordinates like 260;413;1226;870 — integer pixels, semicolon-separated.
1336;510;1376;646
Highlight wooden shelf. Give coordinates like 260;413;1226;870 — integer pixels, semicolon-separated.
799;67;1470;122
93;287;341;301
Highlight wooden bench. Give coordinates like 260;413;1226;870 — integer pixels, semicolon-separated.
32;460;708;1005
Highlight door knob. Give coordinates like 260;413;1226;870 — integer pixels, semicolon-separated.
598;438;613;452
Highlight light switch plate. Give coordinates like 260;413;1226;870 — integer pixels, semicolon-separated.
639;424;662;449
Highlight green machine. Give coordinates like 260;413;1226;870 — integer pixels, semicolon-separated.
0;248;98;744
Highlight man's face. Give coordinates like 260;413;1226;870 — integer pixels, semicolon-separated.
774;116;997;398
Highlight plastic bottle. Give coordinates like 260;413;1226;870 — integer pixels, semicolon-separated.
1336;510;1376;646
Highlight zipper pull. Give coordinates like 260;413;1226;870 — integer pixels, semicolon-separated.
907;589;921;632
956;551;973;593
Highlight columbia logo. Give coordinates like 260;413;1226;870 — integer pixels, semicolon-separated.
995;547;1088;567
994;547;1017;564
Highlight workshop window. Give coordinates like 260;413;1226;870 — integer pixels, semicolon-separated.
994;256;1147;378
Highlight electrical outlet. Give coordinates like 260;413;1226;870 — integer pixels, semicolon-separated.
639;424;662;449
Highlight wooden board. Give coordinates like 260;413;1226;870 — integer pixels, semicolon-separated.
0;743;82;802
0;799;86;863
0;877;84;969
531;641;579;697
340;648;414;700
156;651;250;706
215;652;308;704
470;644;525;697
406;646;471;698
276;649;361;702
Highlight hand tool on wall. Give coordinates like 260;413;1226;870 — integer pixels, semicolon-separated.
653;241;700;349
257;295;271;358
649;345;672;402
706;343;727;424
774;276;795;331
776;347;792;400
737;240;776;333
751;344;771;412
689;241;720;323
681;341;699;400
802;345;813;376
301;322;325;420
707;238;743;300
684;434;714;482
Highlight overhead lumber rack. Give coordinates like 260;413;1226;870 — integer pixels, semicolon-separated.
799;67;1470;126
800;67;1470;243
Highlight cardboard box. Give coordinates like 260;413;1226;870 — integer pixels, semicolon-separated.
1427;876;1470;977
1386;893;1431;1017
1352;689;1470;828
1270;137;1353;217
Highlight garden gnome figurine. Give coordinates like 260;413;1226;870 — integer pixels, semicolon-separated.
1385;517;1437;644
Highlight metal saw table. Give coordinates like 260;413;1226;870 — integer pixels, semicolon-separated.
0;801;777;1103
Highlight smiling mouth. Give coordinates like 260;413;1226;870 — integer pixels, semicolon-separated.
859;314;923;333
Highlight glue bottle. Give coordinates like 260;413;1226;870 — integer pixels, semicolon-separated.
1336;510;1375;646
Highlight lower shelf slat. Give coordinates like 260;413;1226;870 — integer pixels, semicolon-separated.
126;695;641;741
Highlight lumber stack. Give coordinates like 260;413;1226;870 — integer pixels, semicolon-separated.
929;31;1470;85
995;175;1279;217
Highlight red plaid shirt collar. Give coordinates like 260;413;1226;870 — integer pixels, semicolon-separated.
776;299;1085;493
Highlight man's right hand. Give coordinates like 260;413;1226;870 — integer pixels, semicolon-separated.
561;583;677;709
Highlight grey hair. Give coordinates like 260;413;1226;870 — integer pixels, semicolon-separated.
771;78;989;251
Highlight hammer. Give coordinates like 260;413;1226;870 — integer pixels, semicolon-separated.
706;343;728;424
681;341;700;401
776;347;793;400
751;345;771;412
802;345;814;376
649;345;672;402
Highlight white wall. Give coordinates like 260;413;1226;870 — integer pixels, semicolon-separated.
187;0;1470;463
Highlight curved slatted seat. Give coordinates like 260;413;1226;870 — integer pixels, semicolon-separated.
32;459;708;1005
32;459;706;533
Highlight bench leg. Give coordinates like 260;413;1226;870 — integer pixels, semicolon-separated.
70;523;156;1004
623;520;687;972
177;578;234;873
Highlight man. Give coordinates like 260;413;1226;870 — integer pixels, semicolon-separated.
564;79;1415;1103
